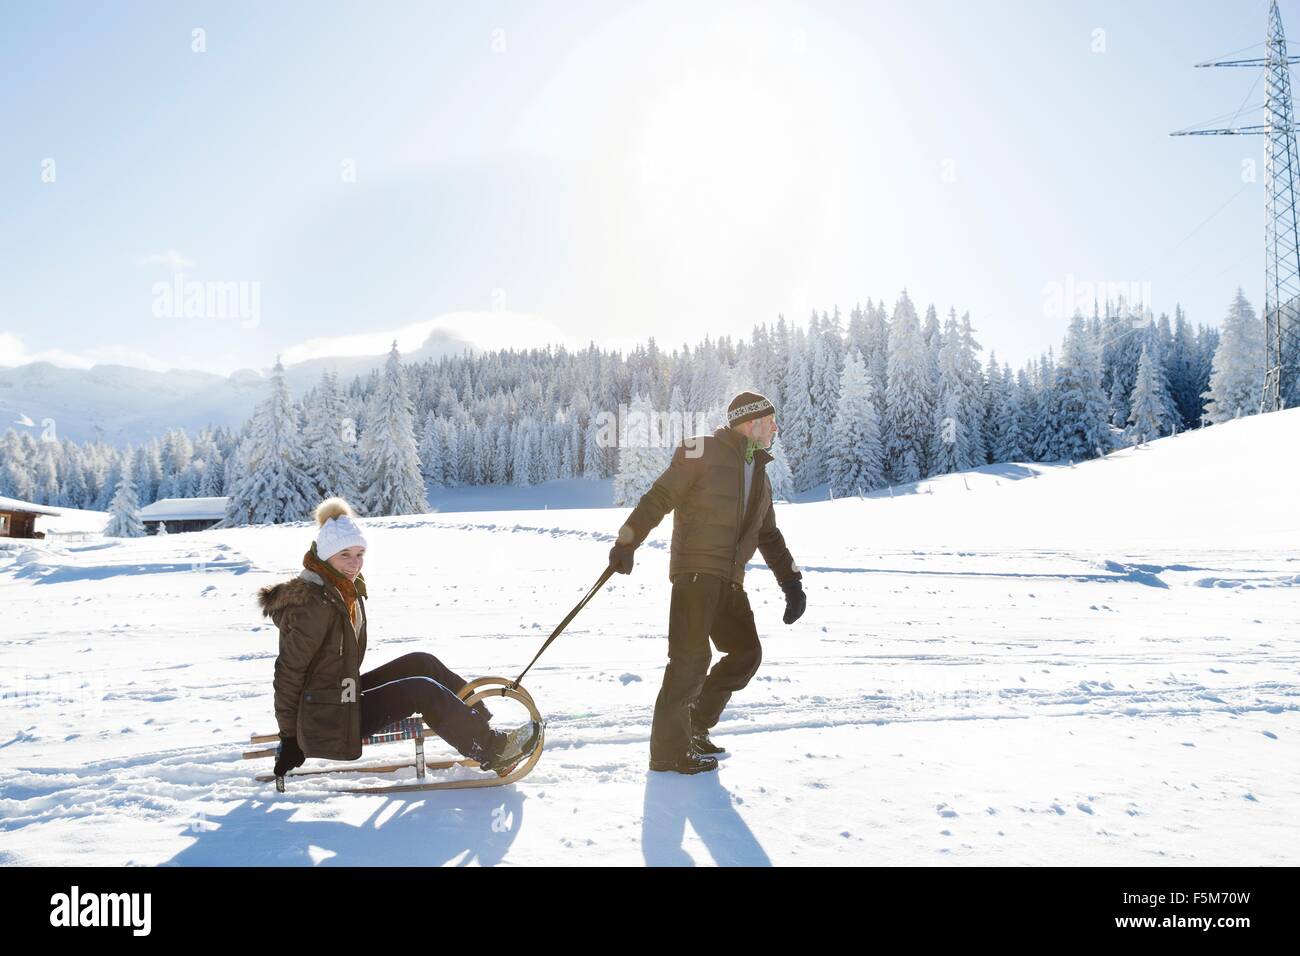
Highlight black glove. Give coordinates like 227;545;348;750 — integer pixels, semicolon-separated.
780;579;806;625
608;543;636;575
274;735;305;777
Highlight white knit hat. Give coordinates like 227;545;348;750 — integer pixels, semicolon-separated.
314;498;368;561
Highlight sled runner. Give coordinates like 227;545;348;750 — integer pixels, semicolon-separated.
244;676;545;794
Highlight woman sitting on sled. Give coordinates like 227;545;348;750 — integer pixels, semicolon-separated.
258;497;541;780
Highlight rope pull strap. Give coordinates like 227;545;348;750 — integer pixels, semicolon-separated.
513;566;615;688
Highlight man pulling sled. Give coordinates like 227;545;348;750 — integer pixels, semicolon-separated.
608;391;807;774
247;389;804;790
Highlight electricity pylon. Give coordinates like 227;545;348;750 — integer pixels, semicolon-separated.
1172;0;1300;412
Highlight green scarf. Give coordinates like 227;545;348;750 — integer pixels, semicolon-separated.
744;438;762;463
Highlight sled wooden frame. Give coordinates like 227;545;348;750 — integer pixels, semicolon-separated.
242;676;545;794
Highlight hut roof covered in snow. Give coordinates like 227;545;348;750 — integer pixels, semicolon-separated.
0;495;61;517
139;497;229;521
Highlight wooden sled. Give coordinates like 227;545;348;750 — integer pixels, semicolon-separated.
243;676;545;794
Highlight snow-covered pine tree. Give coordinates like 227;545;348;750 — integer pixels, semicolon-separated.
772;314;791;414
177;461;201;498
491;421;511;484
1049;314;1113;461
1100;299;1128;420
1108;372;1129;429
0;430;31;501
982;350;1002;464
104;455;145;537
993;364;1027;462
1030;352;1057;461
781;331;816;490
959;313;989;465
91;449;121;511
304;368;360;502
1169;305;1203;429
132;443;158;506
827;352;885;496
511;420;533;487
61;454;89;509
918;305;942;477
928;312;964;476
807;312;841;487
581;411;607;479
1126;341;1172;444
1015;366;1038;460
661;384;684;450
927;310;984;476
164;428;193;479
33;443;60;505
358;343;428;516
1105;303;1144;428
457;416;479;484
688;351;727;420
1140;319;1181;432
883;291;931;483
766;434;794;500
866;301;890;417
539;414;563;483
470;425;488;484
478;414;499;484
8;437;38;501
1203;288;1265;423
612;392;670;506
559;412;579;479
847;303;871;362
199;455;224;496
221;359;317;526
418;411;444;487
748;325;777;407
440;418;461;488
1195;324;1220;416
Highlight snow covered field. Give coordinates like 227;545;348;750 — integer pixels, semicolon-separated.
2;410;1297;866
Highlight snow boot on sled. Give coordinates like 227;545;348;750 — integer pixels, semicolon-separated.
479;719;543;777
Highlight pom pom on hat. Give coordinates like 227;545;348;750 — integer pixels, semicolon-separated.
315;497;354;526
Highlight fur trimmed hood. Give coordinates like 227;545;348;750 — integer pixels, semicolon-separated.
257;569;326;626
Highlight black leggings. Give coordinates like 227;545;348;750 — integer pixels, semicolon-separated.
359;652;496;762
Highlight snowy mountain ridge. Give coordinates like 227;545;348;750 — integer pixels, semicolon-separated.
0;327;481;445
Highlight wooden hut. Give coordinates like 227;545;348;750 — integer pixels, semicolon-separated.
0;496;61;539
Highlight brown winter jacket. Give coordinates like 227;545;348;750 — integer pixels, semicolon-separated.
258;567;368;760
618;425;801;588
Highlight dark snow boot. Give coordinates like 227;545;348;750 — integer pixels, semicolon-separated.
690;730;725;756
689;707;726;756
649;751;718;774
479;720;542;777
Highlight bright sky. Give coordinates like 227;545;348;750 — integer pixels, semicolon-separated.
0;0;1284;375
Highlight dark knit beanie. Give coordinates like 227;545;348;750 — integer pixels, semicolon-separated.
726;391;775;427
